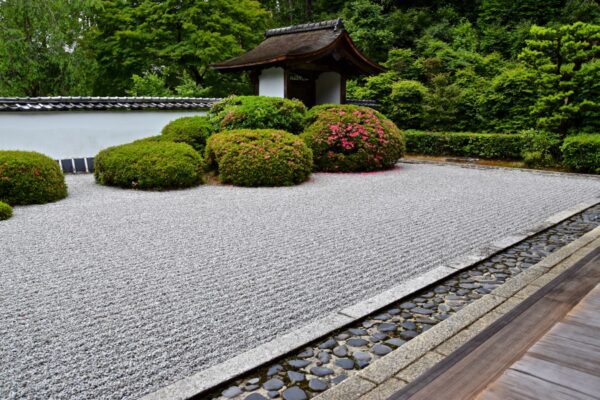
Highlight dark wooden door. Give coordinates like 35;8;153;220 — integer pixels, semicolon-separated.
286;72;315;107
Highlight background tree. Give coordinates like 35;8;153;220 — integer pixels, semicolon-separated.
0;0;99;96
86;0;269;96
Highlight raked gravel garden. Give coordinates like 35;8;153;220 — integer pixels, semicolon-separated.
2;163;600;400
3;97;600;400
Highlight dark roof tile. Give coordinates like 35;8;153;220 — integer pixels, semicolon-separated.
0;97;218;112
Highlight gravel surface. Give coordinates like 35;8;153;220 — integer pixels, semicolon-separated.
1;163;600;400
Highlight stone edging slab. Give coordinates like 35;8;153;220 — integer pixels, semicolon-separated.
141;199;600;400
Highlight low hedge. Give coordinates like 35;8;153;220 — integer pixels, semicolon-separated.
561;134;600;174
205;129;313;187
405;130;525;160
95;141;204;190
209;96;307;134
0;201;12;220
0;150;68;205
301;104;405;172
161;116;214;152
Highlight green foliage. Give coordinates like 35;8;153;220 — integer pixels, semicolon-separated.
561;134;600;173
127;72;173;97
94;142;204;190
405;130;525;160
521;130;563;167
301;105;405;172
161;116;215;153
209;96;307;134
86;0;269;96
205;129;313;187
480;66;539;132
342;0;394;62
0;0;99;96
519;22;600;135
0;201;12;221
0;151;68;205
388;80;428;129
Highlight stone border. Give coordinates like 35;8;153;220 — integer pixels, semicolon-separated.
314;224;600;400
141;199;600;400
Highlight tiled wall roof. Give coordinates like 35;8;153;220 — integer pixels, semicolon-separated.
0;97;219;112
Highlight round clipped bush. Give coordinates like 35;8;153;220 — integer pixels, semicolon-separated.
561;134;600;174
0;150;67;205
209;96;307;134
0;201;12;220
94;141;204;190
205;129;313;187
161;116;214;152
301;104;405;172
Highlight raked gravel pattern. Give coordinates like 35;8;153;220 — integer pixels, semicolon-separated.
2;163;600;400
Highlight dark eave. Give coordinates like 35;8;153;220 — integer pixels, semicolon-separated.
211;19;384;76
0;97;219;112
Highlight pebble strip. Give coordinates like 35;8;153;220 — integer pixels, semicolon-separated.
210;205;600;400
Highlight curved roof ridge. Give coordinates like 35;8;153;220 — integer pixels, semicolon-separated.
265;18;344;38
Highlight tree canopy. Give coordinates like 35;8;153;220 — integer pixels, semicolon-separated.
1;0;599;135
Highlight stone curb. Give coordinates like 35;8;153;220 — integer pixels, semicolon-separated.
313;224;600;400
400;158;600;181
140;199;600;400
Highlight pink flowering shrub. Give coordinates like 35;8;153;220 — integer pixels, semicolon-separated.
301;105;405;172
205;129;313;187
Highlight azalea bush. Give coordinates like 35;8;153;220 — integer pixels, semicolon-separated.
0;201;12;221
209;96;307;134
301;104;405;172
95;141;204;190
205;129;313;187
0;150;68;205
160;116;215;153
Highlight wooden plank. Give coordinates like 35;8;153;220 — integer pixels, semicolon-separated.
477;369;597;400
510;354;600;397
388;247;600;400
551;320;600;347
527;333;600;376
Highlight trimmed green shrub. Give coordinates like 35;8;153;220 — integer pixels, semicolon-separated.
0;151;67;205
205;129;313;187
521;130;562;168
301;104;405;172
561;134;600;174
0;201;12;220
209;96;307;134
161;116;214;152
405;130;525;160
95;141;204;190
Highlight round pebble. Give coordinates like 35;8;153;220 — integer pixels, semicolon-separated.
335;358;355;369
310;366;334;376
372;344;393;356
263;378;284;391
282;387;307;400
309;379;329;392
223;386;243;398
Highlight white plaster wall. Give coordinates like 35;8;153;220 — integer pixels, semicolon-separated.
0;110;206;159
316;72;342;104
258;67;285;98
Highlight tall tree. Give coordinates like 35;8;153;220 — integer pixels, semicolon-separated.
519;22;600;135
0;0;99;96
86;0;269;96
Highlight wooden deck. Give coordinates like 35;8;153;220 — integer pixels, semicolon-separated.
478;284;600;400
389;246;600;400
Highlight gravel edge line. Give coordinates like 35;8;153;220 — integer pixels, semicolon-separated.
141;198;600;400
400;158;600;180
317;224;600;400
